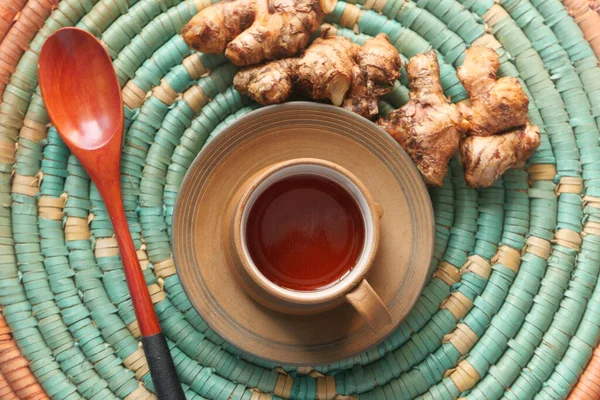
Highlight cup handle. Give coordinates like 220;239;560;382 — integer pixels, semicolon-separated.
345;279;392;331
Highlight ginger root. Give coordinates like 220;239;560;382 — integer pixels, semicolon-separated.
233;33;402;119
377;50;468;186
181;0;336;67
457;47;530;137
461;124;540;187
457;47;540;187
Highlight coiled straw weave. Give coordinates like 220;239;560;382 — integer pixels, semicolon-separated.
0;0;599;399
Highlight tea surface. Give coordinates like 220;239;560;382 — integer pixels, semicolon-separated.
246;175;365;291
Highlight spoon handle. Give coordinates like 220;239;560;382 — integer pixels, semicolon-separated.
105;185;186;399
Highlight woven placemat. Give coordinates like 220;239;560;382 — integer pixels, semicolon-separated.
0;0;600;399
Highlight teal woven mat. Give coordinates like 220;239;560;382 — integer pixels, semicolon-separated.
1;0;600;399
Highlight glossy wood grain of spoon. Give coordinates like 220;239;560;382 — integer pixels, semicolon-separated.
38;27;186;400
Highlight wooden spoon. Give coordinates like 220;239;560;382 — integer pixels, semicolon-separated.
38;27;185;400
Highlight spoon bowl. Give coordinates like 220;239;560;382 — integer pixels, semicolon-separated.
38;28;122;151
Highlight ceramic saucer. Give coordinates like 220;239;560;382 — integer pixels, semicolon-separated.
172;102;434;365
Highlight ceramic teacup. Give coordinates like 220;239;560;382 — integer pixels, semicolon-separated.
224;158;392;331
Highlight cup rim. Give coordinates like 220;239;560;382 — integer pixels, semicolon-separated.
232;158;381;305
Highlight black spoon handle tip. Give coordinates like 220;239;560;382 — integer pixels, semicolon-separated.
142;333;186;400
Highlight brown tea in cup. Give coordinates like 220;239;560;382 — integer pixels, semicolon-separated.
245;174;365;291
230;158;391;331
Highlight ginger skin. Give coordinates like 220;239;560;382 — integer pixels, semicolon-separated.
458;47;540;188
181;0;336;67
461;124;540;188
457;47;530;137
233;33;402;119
377;50;468;186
